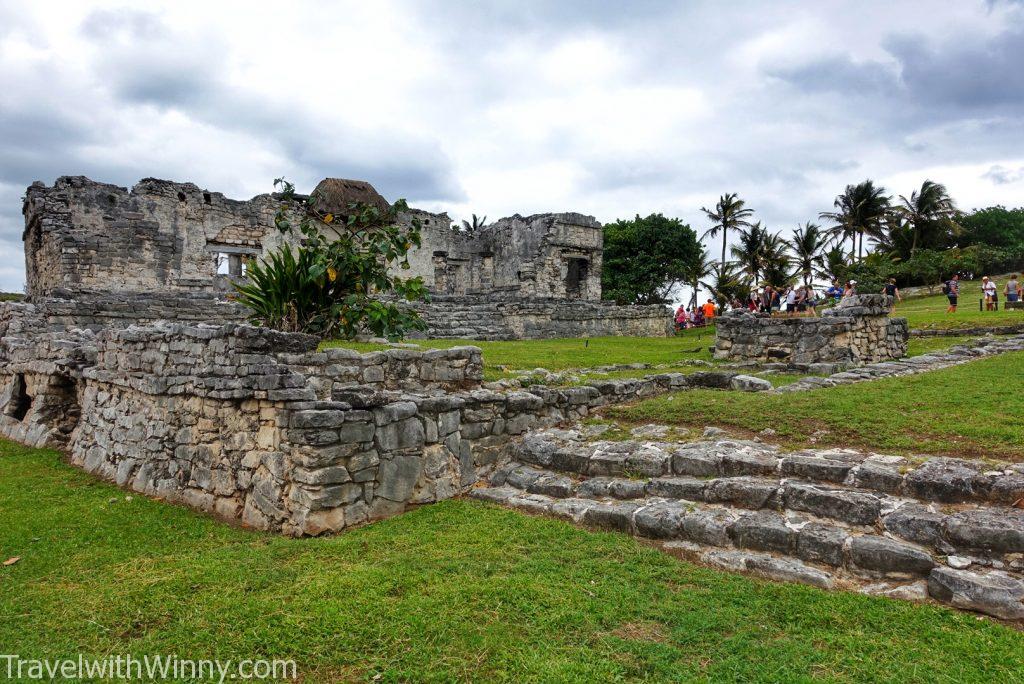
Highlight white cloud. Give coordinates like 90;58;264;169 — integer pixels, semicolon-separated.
0;0;1023;293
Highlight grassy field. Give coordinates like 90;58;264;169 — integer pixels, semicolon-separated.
1;440;1022;682
897;279;1024;331
608;351;1024;461
324;327;718;379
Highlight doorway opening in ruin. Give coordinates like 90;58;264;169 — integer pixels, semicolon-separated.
565;258;589;299
8;373;32;421
46;374;82;439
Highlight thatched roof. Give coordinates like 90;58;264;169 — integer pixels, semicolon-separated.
311;178;390;217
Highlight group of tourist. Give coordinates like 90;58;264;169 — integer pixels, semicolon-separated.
674;299;719;329
943;274;1021;313
674;272;1020;331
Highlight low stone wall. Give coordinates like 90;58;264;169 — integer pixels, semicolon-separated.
714;295;908;365
406;295;672;340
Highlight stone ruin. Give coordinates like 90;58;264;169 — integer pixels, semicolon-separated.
22;175;670;339
714;295;909;366
2;175;1022;622
0;173;675;536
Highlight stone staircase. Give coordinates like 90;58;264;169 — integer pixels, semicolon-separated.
470;429;1024;621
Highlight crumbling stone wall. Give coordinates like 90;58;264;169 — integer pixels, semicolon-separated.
22;176;669;339
714;295;908;365
23;177;598;303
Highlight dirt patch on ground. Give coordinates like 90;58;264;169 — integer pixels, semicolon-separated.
609;621;669;643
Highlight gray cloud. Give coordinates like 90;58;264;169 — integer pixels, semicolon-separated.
885;28;1024;110
983;164;1024;184
765;56;899;95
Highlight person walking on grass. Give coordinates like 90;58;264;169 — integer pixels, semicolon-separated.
1006;275;1021;303
944;274;960;313
882;278;902;310
982;276;998;311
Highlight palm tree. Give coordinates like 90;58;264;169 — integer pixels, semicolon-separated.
700;262;747;308
787;222;828;287
896;180;959;255
760;232;793;289
820;181;891;261
460;214;487;233
701;193;754;279
871;215;915;261
682;245;716;309
821;246;847;284
730;221;769;286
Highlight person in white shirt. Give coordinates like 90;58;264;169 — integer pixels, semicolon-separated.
982;276;998;311
785;287;797;315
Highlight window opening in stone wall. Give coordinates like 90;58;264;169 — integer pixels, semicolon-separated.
8;373;32;421
216;253;247;277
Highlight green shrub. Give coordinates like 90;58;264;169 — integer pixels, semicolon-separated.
233;180;429;339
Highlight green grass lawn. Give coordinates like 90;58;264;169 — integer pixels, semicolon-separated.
897;279;1024;331
906;334;976;357
1;440;1022;682
324;327;718;380
608;351;1024;461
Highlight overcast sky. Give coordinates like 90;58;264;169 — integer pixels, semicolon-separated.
2;0;1024;292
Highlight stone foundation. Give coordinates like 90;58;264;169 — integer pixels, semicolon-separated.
714;295;908;365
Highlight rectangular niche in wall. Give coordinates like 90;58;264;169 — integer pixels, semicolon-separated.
565;258;589;300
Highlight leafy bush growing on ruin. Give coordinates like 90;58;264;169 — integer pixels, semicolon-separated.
233;179;429;339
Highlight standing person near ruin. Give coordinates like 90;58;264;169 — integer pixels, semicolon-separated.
675;304;687;331
982;276;998;311
1006;274;1021;303
944;273;960;313
843;280;858;298
702;298;717;323
785;286;797;315
804;285;818;317
882;278;901;310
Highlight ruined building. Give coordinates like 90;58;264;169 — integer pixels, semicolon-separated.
22;176;670;338
2;176;1023;622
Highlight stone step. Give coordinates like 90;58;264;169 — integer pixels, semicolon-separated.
487;462;1024;564
514;430;1024;507
470;484;1024;621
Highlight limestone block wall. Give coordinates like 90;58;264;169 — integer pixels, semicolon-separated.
2;307;786;535
21;176;448;299
714;295;908;364
405;295;672;340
